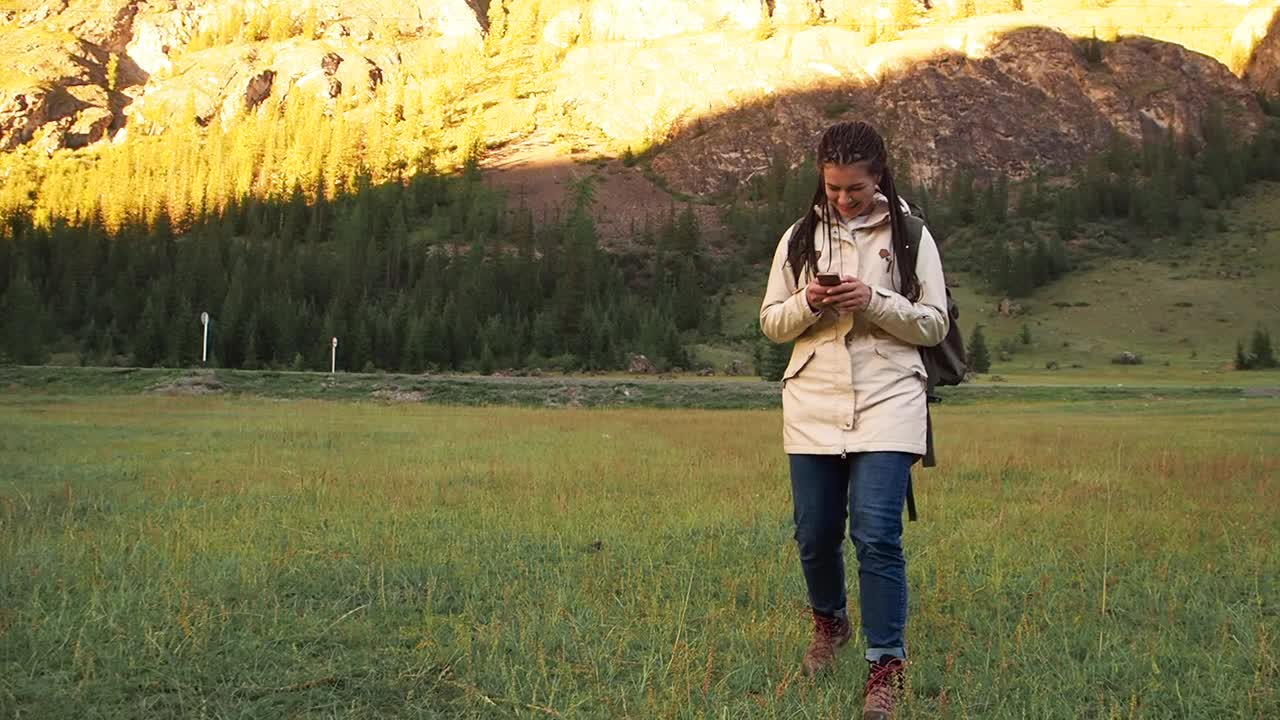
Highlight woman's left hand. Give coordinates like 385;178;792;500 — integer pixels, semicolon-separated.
823;275;872;314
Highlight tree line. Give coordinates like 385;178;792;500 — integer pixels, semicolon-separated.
3;102;1279;374
0;164;717;373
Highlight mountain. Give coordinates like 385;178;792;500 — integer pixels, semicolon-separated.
2;1;1280;375
1;1;1278;207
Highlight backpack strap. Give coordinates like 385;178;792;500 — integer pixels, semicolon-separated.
901;213;925;258
906;473;918;522
903;213;928;522
906;409;930;523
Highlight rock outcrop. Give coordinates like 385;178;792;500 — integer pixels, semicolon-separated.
1243;7;1280;97
0;0;484;151
575;26;1264;196
773;0;821;25
0;0;1272;198
0;21;131;153
125;38;396;129
584;0;764;42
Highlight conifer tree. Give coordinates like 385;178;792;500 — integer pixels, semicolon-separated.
136;293;166;367
0;271;47;365
754;333;790;381
968;325;991;373
1235;340;1252;370
1250;327;1276;369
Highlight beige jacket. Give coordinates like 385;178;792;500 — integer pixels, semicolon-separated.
759;196;949;456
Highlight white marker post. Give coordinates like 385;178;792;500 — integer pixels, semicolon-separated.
331;336;338;374
200;312;210;365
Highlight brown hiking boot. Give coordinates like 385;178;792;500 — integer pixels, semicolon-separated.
801;609;851;675
862;655;906;720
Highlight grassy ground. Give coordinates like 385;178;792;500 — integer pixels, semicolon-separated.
1;392;1276;718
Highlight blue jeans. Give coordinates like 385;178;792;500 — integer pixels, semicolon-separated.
789;452;913;662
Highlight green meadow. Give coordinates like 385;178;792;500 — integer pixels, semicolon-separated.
1;391;1277;718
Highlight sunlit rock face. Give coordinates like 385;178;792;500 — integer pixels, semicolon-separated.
0;0;1268;176
0;0;483;151
579;0;765;43
1242;7;1280;97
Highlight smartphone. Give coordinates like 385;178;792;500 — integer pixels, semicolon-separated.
816;272;841;287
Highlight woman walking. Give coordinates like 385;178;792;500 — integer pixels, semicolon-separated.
759;121;949;719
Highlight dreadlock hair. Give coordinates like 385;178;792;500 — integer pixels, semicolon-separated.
786;121;921;302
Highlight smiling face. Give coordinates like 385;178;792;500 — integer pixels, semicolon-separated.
822;162;881;221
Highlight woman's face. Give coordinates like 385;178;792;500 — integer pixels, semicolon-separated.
822;162;880;221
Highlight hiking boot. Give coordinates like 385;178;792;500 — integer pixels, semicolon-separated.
801;609;851;675
862;654;906;720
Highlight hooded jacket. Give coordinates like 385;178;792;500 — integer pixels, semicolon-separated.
759;195;949;455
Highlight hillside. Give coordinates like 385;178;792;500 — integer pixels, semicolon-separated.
2;1;1280;378
960;180;1280;378
706;179;1280;380
1;1;1278;203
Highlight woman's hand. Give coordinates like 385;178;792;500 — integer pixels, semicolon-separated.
805;279;832;313
824;275;872;314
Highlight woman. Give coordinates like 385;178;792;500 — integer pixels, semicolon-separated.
759;121;949;720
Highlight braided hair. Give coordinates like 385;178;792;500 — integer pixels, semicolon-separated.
786;121;920;302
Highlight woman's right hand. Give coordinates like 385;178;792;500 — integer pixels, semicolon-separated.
807;275;871;315
805;279;829;313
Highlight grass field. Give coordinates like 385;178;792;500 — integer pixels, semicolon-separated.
1;390;1277;718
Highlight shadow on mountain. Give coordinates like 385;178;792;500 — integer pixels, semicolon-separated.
649;27;1262;198
483;24;1267;249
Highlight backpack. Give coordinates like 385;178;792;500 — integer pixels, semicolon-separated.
899;213;967;522
901;214;968;399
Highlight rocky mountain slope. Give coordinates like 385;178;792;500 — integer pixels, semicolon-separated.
1245;6;1280;96
1;0;1278;225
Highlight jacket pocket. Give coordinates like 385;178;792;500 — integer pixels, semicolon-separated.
781;343;817;385
874;344;927;381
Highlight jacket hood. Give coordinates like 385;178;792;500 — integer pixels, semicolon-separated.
813;193;912;232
